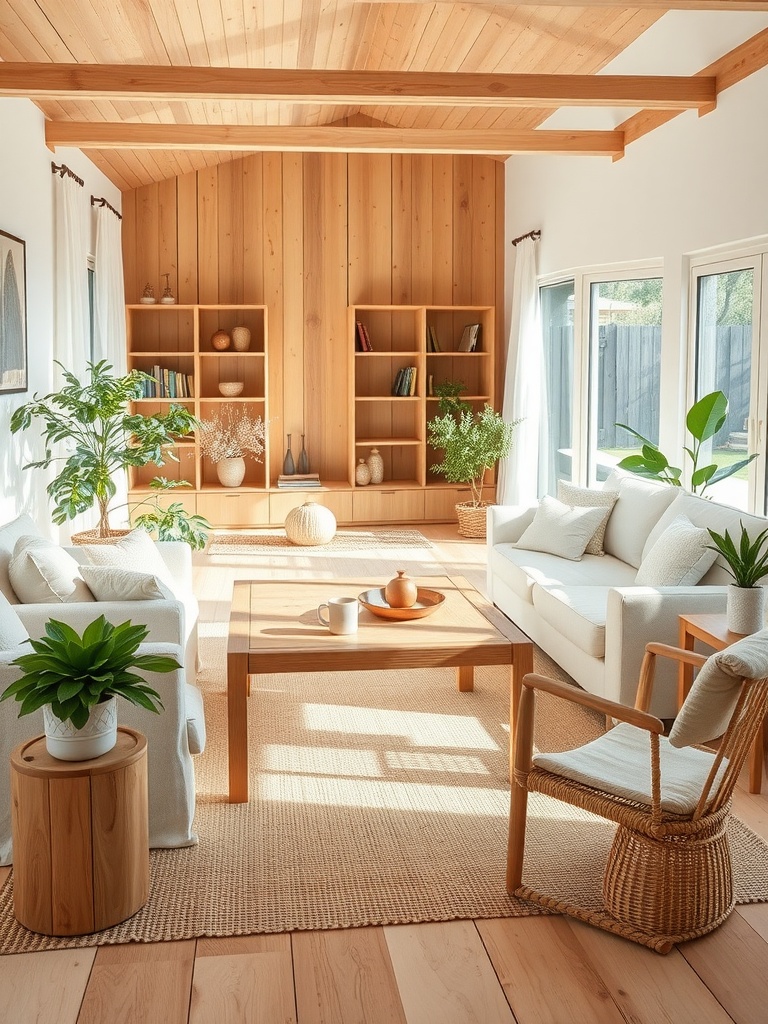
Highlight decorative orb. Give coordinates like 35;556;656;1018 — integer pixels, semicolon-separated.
211;329;231;351
284;501;337;546
218;381;244;397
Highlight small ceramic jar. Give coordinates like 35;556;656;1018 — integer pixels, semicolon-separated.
355;459;371;486
385;570;418;608
367;447;384;484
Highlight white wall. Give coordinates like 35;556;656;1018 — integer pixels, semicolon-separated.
0;98;121;529
505;65;768;459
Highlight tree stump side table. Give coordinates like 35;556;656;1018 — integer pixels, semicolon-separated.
10;726;149;936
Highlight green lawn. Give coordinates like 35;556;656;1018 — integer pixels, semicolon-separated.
601;447;751;481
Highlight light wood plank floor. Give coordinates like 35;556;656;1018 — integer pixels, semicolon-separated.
2;524;767;1024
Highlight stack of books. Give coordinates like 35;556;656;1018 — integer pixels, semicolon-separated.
355;321;373;351
457;324;481;352
392;366;417;396
277;473;322;489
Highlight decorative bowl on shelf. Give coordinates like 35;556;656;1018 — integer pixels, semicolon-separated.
218;381;244;397
358;587;445;620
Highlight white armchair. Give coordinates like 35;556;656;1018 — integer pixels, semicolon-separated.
0;641;206;865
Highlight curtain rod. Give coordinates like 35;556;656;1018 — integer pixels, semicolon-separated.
51;161;84;187
91;195;122;220
511;229;541;247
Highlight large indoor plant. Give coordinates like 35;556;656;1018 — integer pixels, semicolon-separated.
0;616;179;760
707;522;768;634
10;360;201;540
199;407;265;487
427;403;517;538
616;390;756;494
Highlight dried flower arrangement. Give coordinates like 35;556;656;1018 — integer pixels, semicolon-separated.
198;407;265;464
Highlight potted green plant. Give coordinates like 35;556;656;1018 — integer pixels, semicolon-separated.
616;390;757;494
427;403;517;538
707;522;768;634
199;407;265;487
9;359;201;541
0;616;180;761
129;478;211;551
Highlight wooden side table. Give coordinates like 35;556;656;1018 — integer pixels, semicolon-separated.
10;726;149;936
678;612;765;794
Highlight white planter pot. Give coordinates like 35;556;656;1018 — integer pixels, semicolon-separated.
43;696;118;761
217;456;246;487
726;584;766;635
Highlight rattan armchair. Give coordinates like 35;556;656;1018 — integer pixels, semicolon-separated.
507;632;768;954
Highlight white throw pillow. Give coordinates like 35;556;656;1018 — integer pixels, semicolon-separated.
0;591;29;649
515;495;608;561
556;481;618;556
0;514;42;603
601;475;678;568
8;536;94;604
79;566;175;602
635;514;719;586
80;529;177;594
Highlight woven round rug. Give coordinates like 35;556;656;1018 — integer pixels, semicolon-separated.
1;636;767;952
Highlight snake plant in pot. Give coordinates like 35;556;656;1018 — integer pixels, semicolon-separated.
0;616;180;761
707;523;768;635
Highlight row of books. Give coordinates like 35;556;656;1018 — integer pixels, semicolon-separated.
393;366;418;396
458;323;481;352
355;321;374;352
141;366;194;398
277;473;322;489
426;324;442;352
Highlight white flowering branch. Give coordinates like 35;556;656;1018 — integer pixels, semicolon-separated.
199;408;265;464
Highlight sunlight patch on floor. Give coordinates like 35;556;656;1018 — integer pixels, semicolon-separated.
384;750;491;775
260;744;382;777
301;703;500;750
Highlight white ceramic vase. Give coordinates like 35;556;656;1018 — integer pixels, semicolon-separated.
43;696;118;761
355;459;371;486
217;456;246;487
727;584;766;635
232;325;251;351
367;447;384;484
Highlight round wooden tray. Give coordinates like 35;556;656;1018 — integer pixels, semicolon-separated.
358;587;445;620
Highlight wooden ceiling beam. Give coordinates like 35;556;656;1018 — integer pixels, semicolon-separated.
1;63;715;110
45;121;625;158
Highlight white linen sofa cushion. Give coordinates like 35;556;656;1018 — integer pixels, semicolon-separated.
556;481;618;556
601;474;678;568
9;536;94;604
0;592;29;649
635;514;719;587
515;496;608;561
80;529;178;594
490;545;637;604
79;565;175;602
533;722;727;815
0;515;42;603
532;585;610;659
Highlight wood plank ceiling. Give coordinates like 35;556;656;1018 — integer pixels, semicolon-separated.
1;0;768;190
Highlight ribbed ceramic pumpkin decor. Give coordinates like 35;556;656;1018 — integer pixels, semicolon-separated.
284;501;337;546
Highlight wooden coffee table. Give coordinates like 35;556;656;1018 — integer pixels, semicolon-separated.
226;575;532;802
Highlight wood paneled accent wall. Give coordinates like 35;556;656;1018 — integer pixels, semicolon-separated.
122;153;505;482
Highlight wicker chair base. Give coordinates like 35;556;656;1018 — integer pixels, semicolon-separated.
455;501;493;539
603;822;734;941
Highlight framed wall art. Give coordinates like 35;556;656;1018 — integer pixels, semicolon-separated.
0;229;27;394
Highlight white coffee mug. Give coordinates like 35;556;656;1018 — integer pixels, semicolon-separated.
317;596;360;635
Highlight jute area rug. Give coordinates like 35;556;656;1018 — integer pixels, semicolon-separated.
208;529;432;556
2;636;768;952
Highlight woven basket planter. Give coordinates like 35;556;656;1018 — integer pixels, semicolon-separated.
70;528;131;546
455;501;493;539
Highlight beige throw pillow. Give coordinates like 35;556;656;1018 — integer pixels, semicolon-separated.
515;495;608;561
635;514;719;587
80;529;177;595
556;481;618;556
8;536;94;604
79;566;175;602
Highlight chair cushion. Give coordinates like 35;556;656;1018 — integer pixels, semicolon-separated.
669;628;768;747
532;585;609;659
533;722;726;815
9;536;95;604
556;482;618;556
601;475;678;568
0;592;29;649
79;565;175;602
515;496;608;561
185;682;206;755
0;515;42;603
635;514;719;587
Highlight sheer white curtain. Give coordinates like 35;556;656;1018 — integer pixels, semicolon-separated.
497;236;544;505
53;173;90;381
93;204;126;373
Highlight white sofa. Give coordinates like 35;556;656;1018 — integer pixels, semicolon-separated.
0;513;206;861
487;473;768;717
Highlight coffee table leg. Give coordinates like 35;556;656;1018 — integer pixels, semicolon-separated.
510;641;534;780
227;651;249;803
457;665;474;692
